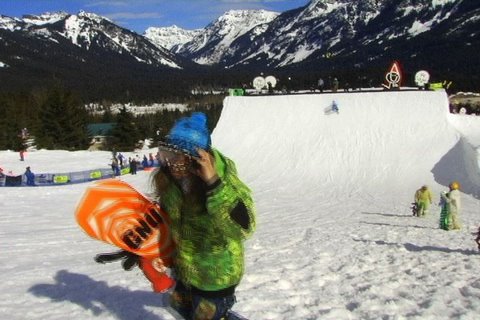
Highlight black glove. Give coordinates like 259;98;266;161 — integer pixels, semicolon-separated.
94;250;139;271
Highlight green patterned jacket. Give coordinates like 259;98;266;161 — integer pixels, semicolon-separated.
160;149;256;291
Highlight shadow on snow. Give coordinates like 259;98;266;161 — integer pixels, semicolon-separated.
352;238;479;256
28;270;170;320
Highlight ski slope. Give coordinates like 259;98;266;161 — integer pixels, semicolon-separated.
213;91;477;198
1;90;480;320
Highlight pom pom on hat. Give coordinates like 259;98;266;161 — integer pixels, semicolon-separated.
165;112;211;157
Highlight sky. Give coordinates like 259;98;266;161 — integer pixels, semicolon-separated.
1;89;480;319
0;0;309;33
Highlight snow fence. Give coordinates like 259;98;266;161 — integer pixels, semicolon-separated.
0;163;159;187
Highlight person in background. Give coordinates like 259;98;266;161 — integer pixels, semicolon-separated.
24;166;35;186
332;77;339;92
129;157;138;175
414;185;433;217
117;153;125;168
317;78;325;93
111;158;120;176
440;181;461;230
142;155;149;168
149;153;155;167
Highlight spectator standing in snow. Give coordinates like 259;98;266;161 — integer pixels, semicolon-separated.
317;78;325;93
24;166;35;186
111;158;120;176
149;153;155;167
117;153;124;168
440;181;461;230
142;155;149;168
332;77;339;92
129;157;137;175
414;185;433;217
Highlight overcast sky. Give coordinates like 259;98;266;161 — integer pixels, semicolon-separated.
0;0;309;33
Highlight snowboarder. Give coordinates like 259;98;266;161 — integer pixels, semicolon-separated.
96;112;256;320
332;100;339;113
414;185;433;217
151;112;256;319
439;181;461;230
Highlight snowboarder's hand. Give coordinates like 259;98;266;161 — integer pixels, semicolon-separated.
94;250;139;271
192;148;218;185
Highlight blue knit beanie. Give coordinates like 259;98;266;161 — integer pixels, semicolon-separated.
165;112;211;157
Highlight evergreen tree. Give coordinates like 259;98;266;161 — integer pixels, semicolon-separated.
110;106;140;151
101;105;114;123
0;93;37;150
36;85;90;150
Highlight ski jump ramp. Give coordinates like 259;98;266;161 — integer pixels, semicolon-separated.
212;90;480;201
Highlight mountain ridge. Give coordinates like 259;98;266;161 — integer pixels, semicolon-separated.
0;0;479;100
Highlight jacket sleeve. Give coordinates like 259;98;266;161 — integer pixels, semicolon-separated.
441;192;448;202
205;152;256;241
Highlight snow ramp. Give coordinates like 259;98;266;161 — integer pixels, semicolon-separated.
212;90;480;201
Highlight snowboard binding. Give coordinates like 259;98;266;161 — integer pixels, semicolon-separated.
410;202;419;216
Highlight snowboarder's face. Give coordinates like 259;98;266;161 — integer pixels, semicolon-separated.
159;147;192;179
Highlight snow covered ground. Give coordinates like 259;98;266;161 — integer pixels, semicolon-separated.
1;90;480;319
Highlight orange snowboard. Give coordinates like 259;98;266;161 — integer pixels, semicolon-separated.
75;179;174;260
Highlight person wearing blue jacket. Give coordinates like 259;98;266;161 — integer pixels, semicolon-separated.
24;166;35;186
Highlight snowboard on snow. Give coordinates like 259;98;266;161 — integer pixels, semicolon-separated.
410;202;418;216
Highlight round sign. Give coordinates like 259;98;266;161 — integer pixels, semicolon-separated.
415;70;430;86
265;76;277;88
253;76;266;90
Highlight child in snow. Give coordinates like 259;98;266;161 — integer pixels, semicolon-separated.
440;181;461;230
414;185;433;217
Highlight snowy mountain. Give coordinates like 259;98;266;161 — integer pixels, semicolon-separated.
144;25;202;52
0;11;203;100
161;9;280;65
219;0;479;68
0;0;479;96
0;11;186;69
139;0;479;91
